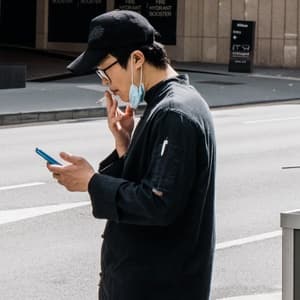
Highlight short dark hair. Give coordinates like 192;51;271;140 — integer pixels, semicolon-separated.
109;42;170;69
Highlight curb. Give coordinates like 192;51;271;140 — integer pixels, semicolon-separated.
0;106;146;126
1;97;299;126
0;108;104;126
175;67;233;77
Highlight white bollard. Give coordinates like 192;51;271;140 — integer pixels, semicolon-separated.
281;210;300;300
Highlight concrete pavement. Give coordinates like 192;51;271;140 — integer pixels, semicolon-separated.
1;46;300;126
218;292;281;300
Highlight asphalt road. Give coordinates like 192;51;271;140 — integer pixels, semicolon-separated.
212;102;300;299
0;101;300;299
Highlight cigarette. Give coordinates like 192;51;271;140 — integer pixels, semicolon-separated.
96;96;106;104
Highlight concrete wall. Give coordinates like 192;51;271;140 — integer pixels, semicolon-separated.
180;0;300;67
35;0;300;67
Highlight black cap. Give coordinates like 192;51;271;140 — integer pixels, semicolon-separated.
67;10;157;74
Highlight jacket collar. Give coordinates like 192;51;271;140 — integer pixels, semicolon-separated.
144;74;189;107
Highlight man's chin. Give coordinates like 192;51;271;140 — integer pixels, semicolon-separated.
114;95;129;104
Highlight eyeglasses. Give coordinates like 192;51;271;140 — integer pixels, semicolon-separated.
96;60;119;81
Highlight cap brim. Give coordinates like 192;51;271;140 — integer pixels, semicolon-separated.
67;48;107;75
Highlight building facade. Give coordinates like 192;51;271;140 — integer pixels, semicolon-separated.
1;0;300;67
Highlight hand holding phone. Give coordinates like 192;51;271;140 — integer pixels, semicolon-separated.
35;147;62;165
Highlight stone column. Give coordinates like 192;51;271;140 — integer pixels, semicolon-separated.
36;0;49;49
284;0;298;67
107;0;114;10
271;0;285;67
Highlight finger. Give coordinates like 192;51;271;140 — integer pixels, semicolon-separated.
125;105;134;117
116;107;125;119
56;179;64;186
59;152;83;164
105;92;117;114
105;93;116;119
47;163;63;173
105;91;113;108
112;98;118;115
108;103;118;122
52;172;60;179
116;106;126;114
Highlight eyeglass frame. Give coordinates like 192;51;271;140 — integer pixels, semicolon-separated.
96;60;119;81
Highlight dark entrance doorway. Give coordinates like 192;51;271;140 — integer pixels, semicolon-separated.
0;0;37;47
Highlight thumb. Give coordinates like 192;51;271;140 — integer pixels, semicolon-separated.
60;152;82;164
105;91;115;109
125;105;134;117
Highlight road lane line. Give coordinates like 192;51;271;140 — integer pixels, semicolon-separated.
217;291;281;299
0;182;45;191
244;116;300;124
0;185;282;250
216;230;282;250
0;201;90;225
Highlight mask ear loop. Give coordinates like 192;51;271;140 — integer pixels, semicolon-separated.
140;64;143;87
130;55;134;85
131;54;143;87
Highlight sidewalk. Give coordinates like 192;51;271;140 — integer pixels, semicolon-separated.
1;46;300;126
218;292;281;300
0;46;75;81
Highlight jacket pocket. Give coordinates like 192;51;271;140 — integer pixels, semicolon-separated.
150;140;182;193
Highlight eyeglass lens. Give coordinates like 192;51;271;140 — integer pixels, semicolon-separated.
96;60;118;81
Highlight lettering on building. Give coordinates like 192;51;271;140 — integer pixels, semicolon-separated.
237;23;248;28
80;0;103;4
52;0;73;4
115;0;143;13
149;5;172;17
119;5;142;12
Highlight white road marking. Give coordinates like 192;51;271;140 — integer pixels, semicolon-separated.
0;182;45;191
217;291;281;299
0;201;90;225
0;185;282;249
244;116;300;124
216;230;282;250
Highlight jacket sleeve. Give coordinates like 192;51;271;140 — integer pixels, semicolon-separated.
88;110;209;226
98;150;125;177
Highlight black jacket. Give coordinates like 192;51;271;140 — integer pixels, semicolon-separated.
88;75;216;300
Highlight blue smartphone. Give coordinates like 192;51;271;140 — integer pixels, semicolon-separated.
35;147;62;165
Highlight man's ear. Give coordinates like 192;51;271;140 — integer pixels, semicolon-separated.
132;50;145;67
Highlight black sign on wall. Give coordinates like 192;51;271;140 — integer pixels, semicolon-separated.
114;0;177;45
228;20;256;73
48;0;106;43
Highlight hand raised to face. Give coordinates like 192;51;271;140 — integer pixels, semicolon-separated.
105;91;135;157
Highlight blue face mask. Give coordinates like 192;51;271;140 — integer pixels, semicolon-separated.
129;83;145;109
129;55;145;109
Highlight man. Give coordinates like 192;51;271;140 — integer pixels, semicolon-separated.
47;10;216;300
